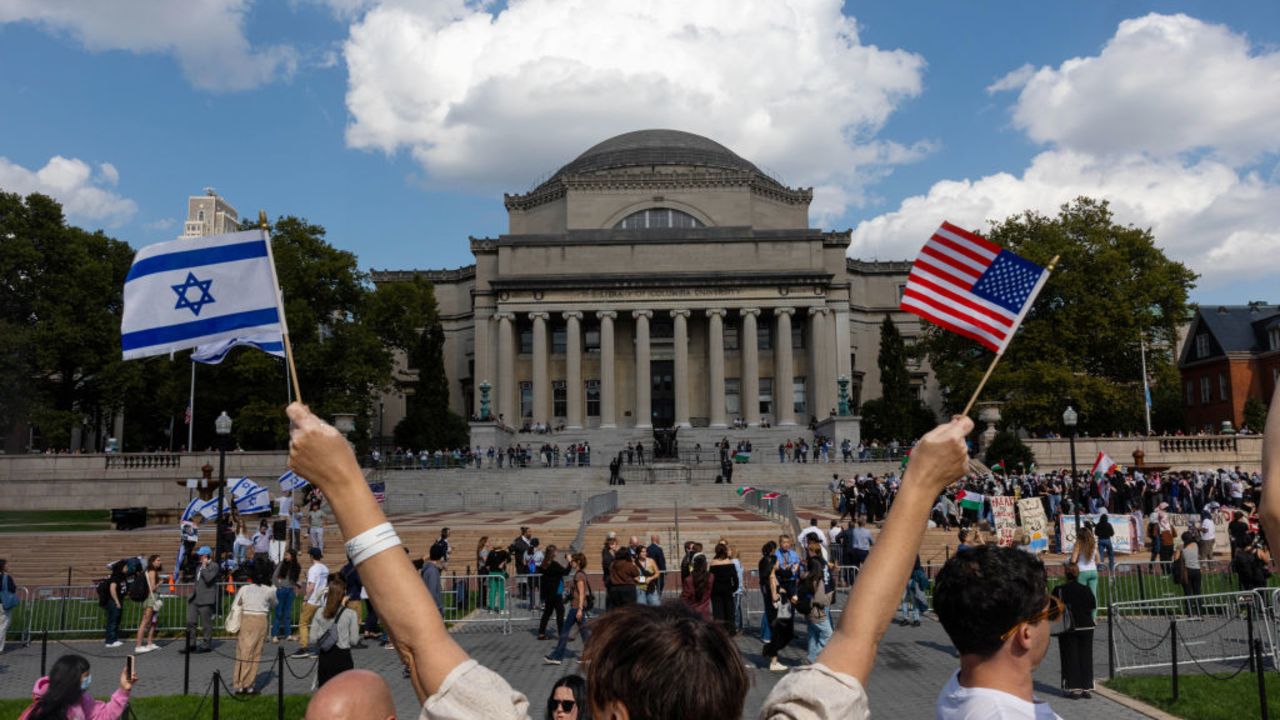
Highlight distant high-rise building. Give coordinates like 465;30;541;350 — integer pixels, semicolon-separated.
179;188;238;239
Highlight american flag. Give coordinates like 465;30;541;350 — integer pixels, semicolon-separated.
183;404;192;426
369;482;386;504
900;222;1050;354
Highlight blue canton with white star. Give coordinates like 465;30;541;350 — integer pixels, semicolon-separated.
970;251;1044;314
172;272;216;316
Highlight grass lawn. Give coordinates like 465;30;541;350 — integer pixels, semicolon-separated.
1106;673;1280;720
0;510;110;533
0;693;309;719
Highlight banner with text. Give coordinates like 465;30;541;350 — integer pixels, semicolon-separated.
1018;498;1050;552
991;496;1018;547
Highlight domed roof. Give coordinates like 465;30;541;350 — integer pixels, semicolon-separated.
548;129;766;181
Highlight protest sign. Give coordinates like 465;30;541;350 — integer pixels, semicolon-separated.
1059;514;1136;555
991;495;1018;547
1017;498;1050;552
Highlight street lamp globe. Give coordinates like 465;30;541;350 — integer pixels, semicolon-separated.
1062;406;1078;428
215;411;233;436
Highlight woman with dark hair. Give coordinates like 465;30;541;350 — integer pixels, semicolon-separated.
133;555;162;653
545;553;591;665
1051;563;1096;699
680;554;713;620
708;543;739;634
272;548;302;642
537;545;567;640
758;541;778;643
310;575;360;686
229;559;277;694
486;548;511;613
544;674;590;720
19;654;136;720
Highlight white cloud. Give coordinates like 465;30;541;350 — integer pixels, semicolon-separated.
0;0;297;91
98;162;119;186
342;0;928;216
0;155;138;227
854;13;1280;291
996;13;1280;162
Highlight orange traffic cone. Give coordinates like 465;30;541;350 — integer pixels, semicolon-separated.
226;578;236;594
168;573;176;593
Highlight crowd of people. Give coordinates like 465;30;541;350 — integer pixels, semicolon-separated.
11;380;1280;719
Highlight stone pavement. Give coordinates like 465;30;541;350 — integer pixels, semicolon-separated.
0;613;1152;719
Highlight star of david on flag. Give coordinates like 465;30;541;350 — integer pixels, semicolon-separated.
121;229;287;360
900;221;1051;353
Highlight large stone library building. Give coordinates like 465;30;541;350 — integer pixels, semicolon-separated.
373;130;939;445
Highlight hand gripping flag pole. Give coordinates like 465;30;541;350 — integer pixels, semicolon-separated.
898;221;1060;418
259;211;304;404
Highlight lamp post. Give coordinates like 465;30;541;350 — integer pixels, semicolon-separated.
214;411;232;564
1063;405;1079;532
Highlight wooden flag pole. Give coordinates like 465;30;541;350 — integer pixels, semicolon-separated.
959;254;1060;418
259;210;303;404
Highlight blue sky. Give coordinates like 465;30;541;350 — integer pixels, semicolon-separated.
2;0;1277;304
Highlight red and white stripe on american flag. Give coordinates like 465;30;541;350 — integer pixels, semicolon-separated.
900;221;1043;353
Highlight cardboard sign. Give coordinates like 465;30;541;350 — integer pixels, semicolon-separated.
1059;514;1136;555
991;496;1018;547
1017;498;1050;552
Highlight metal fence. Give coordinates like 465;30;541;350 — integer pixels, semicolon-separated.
615;465;721;485
569;491;619;554
740;489;801;540
1109;589;1274;674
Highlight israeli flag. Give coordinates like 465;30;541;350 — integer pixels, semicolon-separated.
180;497;204;522
192;333;285;365
278;469;310;492
121;229;285;360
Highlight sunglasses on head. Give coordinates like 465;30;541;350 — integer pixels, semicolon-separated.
999;595;1064;641
548;699;576;713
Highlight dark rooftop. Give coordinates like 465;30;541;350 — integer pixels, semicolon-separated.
545;129;767;183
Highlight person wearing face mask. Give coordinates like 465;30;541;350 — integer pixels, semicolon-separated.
19;654;137;720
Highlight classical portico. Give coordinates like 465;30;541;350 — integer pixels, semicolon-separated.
372;129;941;445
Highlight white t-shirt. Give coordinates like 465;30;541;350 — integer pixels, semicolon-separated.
936;671;1061;719
1200;518;1216;541
277;495;293;519
305;562;329;606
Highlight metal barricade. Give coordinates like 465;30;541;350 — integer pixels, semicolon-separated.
1104;560;1239;608
440;573;513;633
569;492;618;553
1110;590;1272;674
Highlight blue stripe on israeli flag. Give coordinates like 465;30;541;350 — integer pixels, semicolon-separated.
192;334;285;365
121;229;284;360
278;469;309;492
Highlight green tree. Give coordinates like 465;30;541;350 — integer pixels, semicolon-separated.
918;197;1197;435
983;430;1036;470
1244;397;1268;434
0;192;140;451
860;316;936;442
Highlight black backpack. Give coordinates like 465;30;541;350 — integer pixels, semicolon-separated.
127;573;150;602
96;578;112;607
430;538;449;559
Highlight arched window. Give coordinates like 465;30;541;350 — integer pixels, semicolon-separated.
614;207;705;230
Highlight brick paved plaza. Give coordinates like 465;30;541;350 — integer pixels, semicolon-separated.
0;612;1150;718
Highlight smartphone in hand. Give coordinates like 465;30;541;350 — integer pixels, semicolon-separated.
126;655;135;679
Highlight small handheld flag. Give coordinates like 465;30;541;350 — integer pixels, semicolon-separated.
1091;451;1117;477
192;333;285;365
900;221;1059;417
958;489;985;512
278;469;310;492
121;230;285;360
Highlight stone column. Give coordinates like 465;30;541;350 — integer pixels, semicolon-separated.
598;311;617;428
633;310;653;429
563;311;583;429
472;312;490;415
495;312;516;423
741;308;761;426
671;309;691;428
834;308;852;384
706;309;727;428
530;312;550;425
775;308;796;426
810;307;832;417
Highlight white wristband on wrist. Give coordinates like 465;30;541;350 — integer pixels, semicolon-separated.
345;522;401;566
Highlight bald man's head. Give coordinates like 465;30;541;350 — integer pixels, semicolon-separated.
305;669;396;720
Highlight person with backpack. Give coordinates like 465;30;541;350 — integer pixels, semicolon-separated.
543;553;591;665
801;536;835;662
310;575;360;687
18;654;137;720
536;545;568;639
228;560;277;694
99;562;126;648
0;558;17;654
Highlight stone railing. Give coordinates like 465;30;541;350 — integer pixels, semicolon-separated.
1156;436;1240;454
1022;435;1261;471
104;453;183;469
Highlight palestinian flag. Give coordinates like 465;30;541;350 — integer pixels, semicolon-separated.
762;492;781;500
1028;462;1037;474
899;449;911;471
1091;451;1116;476
991;460;1006;474
736;486;756;496
958;489;985;511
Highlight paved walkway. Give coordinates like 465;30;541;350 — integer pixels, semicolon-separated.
0;613;1151;718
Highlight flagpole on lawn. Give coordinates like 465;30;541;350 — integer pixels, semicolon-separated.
187;360;196;452
960;255;1060;418
259;211;303;403
1139;336;1153;435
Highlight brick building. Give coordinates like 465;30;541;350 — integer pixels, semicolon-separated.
1178;302;1280;432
